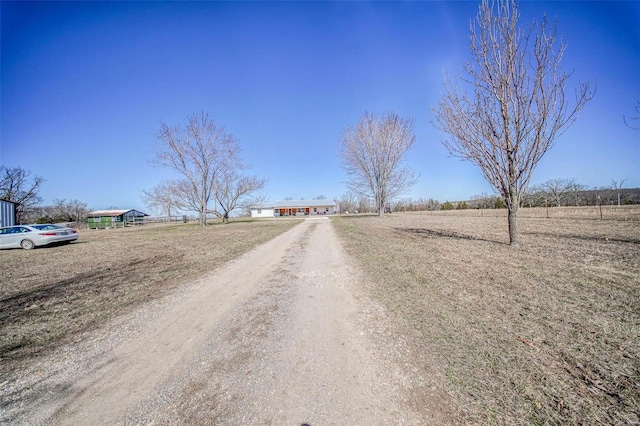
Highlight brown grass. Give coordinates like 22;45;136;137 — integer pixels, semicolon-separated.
332;212;639;424
0;219;301;376
421;204;640;221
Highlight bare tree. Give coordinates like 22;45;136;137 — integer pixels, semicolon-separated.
51;199;90;222
33;199;91;224
538;178;577;207
340;112;418;217
66;199;90;222
433;0;594;245
239;193;268;218
569;181;588;206
610;178;627;206
152;112;240;226
339;191;358;214
392;197;412;212
470;192;495;209
425;198;441;211
213;169;267;223
0;165;45;223
142;181;182;217
356;194;374;214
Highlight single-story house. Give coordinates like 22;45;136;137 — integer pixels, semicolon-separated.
250;200;337;218
1;199;17;227
87;209;149;229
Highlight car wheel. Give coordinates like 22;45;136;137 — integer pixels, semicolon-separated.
21;239;35;250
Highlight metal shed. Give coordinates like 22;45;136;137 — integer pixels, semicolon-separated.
1;199;17;227
87;209;149;229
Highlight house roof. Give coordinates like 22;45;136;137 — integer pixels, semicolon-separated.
88;209;149;217
252;200;336;209
0;199;18;205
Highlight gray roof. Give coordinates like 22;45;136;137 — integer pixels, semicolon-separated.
88;209;149;217
253;199;336;209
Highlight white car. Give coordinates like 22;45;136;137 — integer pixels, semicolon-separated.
0;224;78;250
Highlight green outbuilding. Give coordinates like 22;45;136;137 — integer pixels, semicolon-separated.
87;209;149;229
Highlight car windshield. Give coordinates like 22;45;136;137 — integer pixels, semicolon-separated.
32;224;63;230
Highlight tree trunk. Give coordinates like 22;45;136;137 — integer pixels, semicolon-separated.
200;178;207;227
508;206;518;246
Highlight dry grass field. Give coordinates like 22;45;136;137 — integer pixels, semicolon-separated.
332;211;639;424
0;219;301;376
416;204;640;221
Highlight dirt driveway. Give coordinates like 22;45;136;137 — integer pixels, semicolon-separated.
4;217;455;424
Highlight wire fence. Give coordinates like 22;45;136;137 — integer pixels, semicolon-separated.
411;205;640;221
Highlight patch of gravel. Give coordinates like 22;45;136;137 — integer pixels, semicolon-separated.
0;271;209;425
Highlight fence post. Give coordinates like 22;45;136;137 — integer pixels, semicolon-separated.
598;195;603;220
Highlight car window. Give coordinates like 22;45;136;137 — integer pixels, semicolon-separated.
10;227;31;234
32;224;61;230
0;227;10;235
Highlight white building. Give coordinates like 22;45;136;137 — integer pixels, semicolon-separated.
250;200;337;218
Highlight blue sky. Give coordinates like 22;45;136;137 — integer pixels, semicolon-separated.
1;1;638;212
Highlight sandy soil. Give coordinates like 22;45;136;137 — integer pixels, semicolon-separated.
2;217;455;424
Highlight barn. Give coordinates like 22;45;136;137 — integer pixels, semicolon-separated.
250;200;337;218
87;209;149;229
1;199;17;227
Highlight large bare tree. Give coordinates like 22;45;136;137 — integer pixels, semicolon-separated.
213;169;267;223
0;165;45;223
340;112;418;217
433;0;594;245
152;112;240;226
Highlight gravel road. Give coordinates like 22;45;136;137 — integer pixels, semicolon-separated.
3;217;455;424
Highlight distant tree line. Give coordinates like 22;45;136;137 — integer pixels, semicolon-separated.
382;179;639;214
335;191;377;214
29;199;91;224
387;194;506;213
523;179;639;207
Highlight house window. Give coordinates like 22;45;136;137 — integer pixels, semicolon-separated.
257;209;262;214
